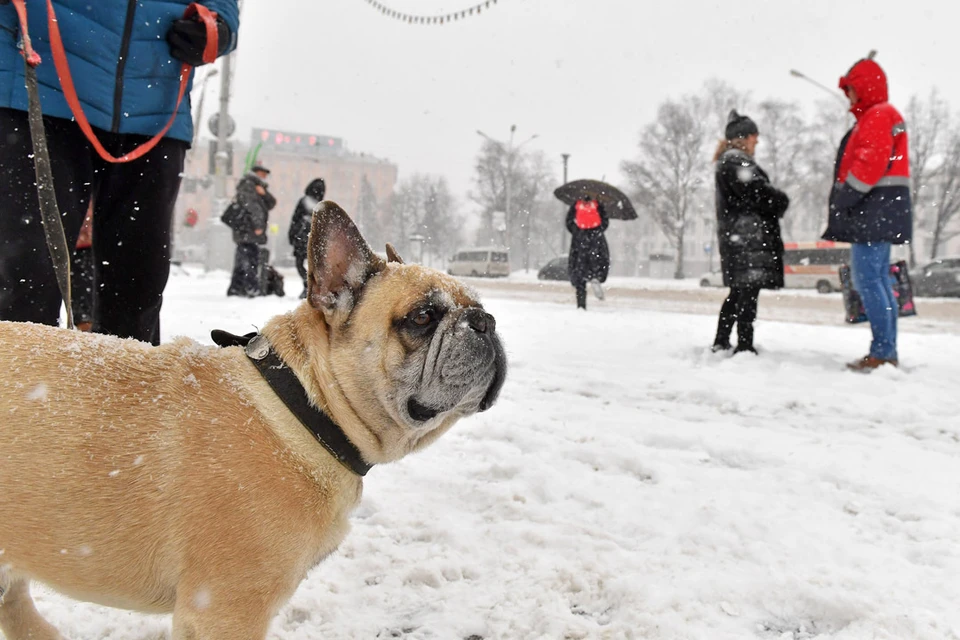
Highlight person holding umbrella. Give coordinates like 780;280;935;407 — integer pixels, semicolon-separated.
711;110;790;354
565;196;610;309
554;179;637;310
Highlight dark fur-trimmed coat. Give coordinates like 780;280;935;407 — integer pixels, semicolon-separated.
715;148;789;289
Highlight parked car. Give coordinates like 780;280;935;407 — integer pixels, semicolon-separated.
447;247;510;278
913;257;960;297
538;255;569;281
699;270;724;287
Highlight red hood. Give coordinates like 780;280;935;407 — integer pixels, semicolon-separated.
839;59;888;119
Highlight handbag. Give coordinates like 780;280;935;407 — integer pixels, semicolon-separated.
220;201;244;230
839;259;917;324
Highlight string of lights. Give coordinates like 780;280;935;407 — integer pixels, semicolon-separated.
363;0;500;25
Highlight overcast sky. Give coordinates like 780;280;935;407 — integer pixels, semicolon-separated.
211;0;957;209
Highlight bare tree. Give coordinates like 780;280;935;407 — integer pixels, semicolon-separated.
417;178;462;266
470;140;553;269
702;78;752;131
791;100;852;241
755;100;807;240
926;127;960;258
906;90;949;264
510;150;556;271
390;174;463;264
621;95;708;278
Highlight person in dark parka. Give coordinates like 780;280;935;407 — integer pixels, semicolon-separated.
227;165;276;297
287;178;326;299
566;197;610;310
712;110;790;354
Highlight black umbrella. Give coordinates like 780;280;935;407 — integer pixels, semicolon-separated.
553;179;638;220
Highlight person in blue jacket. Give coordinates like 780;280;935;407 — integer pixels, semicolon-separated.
0;0;239;345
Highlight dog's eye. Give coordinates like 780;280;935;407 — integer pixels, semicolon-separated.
411;309;434;326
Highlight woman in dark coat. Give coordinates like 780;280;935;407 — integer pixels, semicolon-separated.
288;178;326;298
566;197;610;310
712;110;790;354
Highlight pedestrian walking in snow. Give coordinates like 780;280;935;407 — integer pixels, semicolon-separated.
566;197;610;310
823;58;912;372
226;165;276;297
288;178;326;299
711;110;790;354
0;0;239;345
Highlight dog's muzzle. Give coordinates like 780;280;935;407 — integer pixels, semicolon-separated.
406;308;506;422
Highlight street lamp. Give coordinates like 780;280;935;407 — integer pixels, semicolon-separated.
788;69;847;105
559;153;570;254
791;49;877;105
476;125;539;266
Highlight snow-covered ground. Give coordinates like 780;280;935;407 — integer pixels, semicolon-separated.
29;267;960;639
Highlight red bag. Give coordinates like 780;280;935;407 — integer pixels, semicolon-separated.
574;200;601;229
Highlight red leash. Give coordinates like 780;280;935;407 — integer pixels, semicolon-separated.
13;0;219;163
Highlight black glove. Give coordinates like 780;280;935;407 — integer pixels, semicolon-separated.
166;16;230;66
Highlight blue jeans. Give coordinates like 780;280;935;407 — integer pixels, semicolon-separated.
850;242;897;361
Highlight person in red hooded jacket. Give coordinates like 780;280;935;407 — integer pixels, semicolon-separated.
823;58;912;371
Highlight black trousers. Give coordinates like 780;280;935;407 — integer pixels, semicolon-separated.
0;108;187;345
228;243;262;296
714;286;760;348
294;248;308;293
70;246;94;325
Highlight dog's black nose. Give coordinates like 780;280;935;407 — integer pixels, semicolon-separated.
465;308;495;334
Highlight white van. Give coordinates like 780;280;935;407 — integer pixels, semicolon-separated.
783;241;851;293
447;247;510;278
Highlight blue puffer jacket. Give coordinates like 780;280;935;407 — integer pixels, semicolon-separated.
0;0;239;143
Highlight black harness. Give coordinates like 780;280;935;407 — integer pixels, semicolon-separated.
210;330;373;476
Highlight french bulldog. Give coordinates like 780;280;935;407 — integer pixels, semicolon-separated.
0;201;506;640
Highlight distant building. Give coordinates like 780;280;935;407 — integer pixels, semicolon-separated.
173;128;398;266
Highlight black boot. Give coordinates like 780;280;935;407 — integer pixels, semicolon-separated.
713;291;738;350
575;283;587;310
734;321;756;354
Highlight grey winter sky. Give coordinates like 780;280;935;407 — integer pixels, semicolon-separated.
216;0;957;210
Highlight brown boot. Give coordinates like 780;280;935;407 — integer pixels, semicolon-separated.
847;355;898;372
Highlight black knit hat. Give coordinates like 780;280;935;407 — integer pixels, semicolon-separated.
725;110;759;140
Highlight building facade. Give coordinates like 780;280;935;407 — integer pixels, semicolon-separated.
173;128;398;268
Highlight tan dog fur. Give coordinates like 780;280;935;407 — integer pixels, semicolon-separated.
0;202;504;640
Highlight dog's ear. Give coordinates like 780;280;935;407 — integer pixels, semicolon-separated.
385;243;404;264
307;201;385;319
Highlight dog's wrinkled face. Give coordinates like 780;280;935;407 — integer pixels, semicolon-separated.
306;202;506;457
